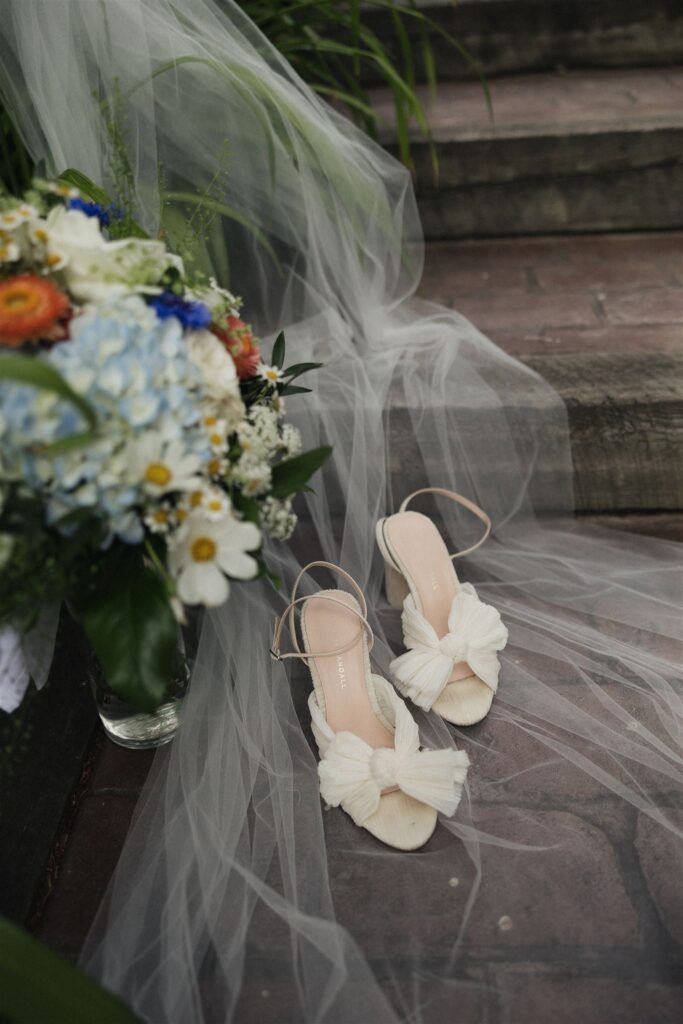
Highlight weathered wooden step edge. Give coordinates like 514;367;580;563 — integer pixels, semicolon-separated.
417;130;683;238
375;69;683;237
362;0;683;82
384;351;683;513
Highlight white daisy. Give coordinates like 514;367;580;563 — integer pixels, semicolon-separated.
127;432;203;497
0;233;19;263
258;363;283;385
203;415;229;453
144;505;173;534
168;513;261;607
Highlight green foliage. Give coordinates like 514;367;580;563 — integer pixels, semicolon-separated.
0;103;32;195
0;915;142;1024
0;3;481;191
58;168;149;240
270;445;332;497
0;492;107;634
240;0;485;170
76;549;179;712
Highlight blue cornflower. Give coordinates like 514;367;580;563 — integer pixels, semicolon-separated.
67;197;123;227
150;292;212;331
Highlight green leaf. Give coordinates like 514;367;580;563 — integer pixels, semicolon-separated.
0;916;141;1024
282;361;323;381
271;331;286;368
58;168;112;207
279;384;312;396
162;190;278;263
59;169;149;238
36;430;97;457
232;492;261;525
270;445;332;499
79;555;178;712
0;354;97;430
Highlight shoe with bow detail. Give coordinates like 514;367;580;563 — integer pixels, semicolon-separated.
270;561;470;850
376;488;508;727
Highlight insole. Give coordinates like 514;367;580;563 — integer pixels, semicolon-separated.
302;590;394;749
385;511;473;682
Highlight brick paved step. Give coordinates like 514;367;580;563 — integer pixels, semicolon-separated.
389;232;683;512
373;67;683;237
364;0;683;81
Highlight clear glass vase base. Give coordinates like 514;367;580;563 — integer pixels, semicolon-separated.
98;698;182;749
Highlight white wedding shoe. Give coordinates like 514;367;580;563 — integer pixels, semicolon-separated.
376;488;508;727
270;561;469;851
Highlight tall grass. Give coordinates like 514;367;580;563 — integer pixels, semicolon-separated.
0;104;32;194
0;1;480;190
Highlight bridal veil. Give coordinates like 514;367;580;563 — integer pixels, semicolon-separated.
1;2;681;1020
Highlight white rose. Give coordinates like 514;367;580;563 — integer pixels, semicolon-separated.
44;206;180;303
186;329;239;401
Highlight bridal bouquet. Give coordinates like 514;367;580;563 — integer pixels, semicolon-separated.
0;180;329;711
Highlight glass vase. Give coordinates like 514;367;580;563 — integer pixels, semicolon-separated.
82;616;199;750
88;653;190;749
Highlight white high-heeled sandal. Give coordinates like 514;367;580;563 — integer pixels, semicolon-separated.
270;561;469;851
376;488;508;727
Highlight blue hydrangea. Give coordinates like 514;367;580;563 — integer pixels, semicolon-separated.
149;292;212;330
0;296;211;543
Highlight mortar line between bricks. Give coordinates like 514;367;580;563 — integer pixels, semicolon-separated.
27;729;103;933
364;947;683;982
581;802;683;977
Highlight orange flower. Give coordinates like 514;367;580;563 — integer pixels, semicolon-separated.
213;315;261;379
0;274;70;346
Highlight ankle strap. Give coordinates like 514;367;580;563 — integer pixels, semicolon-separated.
270;561;374;662
399;487;491;560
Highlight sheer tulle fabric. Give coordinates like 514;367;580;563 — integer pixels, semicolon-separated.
1;2;681;1021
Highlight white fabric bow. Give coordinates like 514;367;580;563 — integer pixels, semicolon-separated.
309;676;469;827
390;583;508;711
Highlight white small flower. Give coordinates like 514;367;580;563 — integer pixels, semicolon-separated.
261;496;297;541
0;232;20;263
258;363;283;385
15;203;38;223
35;180;80;199
249;404;280;452
281;423;302;457
178;484;229;520
189;278;241;319
128;432;203;496
185;486;231;521
237;422;268;461
206;454;229;479
0;209;23;231
232;457;272;497
203;415;228;452
144;505;173;534
168;513;261;607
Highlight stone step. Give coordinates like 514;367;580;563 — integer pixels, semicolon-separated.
373;67;683;237
364;0;683;81
389;232;683;513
